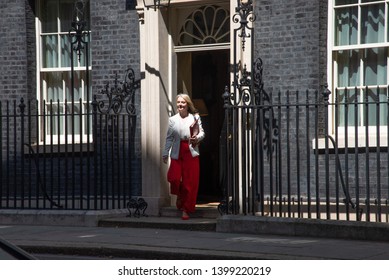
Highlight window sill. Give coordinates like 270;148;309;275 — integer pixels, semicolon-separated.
312;134;388;153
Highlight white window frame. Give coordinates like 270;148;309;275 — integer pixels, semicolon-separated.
327;0;389;148
36;0;92;145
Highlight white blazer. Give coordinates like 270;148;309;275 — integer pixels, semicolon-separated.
162;113;205;160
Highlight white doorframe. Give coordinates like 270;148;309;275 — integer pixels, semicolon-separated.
137;2;172;215
136;0;238;215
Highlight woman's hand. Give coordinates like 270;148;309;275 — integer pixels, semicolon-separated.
189;136;199;147
163;156;168;164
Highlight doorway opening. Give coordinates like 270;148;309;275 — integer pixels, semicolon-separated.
177;49;230;202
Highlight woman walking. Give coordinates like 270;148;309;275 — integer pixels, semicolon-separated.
162;94;205;220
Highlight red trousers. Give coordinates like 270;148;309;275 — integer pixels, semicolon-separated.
167;141;199;213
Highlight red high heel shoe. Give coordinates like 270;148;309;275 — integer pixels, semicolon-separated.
181;211;189;220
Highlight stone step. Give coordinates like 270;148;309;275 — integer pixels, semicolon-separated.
98;203;221;232
98;216;217;231
159;203;221;219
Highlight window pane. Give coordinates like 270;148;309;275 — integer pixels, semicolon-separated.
364;88;387;126
42;35;58;68
181;21;202;45
60;0;75;32
83;103;93;135
214;8;230;43
61;34;76;67
42;72;63;102
378;88;388;126
66;103;81;134
41;0;58;33
64;71;83;101
336;50;360;87
80;33;91;67
364;48;387;86
61;33;90;67
361;4;385;44
336;88;359;127
334;7;358;46
46;103;64;135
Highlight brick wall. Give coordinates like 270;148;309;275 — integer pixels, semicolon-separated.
254;0;322;93
0;1;29;101
25;0;36;100
90;0;141;86
90;0;142;195
250;1;329;198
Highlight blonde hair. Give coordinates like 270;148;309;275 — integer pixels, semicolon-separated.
176;93;198;114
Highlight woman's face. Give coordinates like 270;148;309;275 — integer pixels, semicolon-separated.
177;96;188;115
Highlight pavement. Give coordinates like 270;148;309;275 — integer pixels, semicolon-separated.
2;214;389;260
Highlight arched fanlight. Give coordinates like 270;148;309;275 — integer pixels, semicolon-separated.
143;0;171;11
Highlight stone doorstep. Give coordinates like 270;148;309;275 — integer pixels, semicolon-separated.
98;205;220;231
159;205;220;219
98;216;217;232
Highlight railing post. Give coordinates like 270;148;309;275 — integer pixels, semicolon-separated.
19;98;26;209
91;95;99;209
218;86;232;215
364;86;370;221
322;84;331;219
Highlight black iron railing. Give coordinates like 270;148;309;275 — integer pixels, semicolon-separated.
220;84;389;223
0;71;140;211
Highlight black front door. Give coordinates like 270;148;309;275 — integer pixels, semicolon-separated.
191;49;229;202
